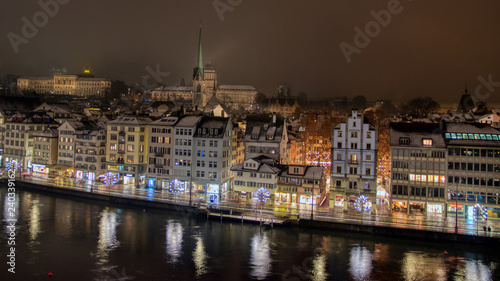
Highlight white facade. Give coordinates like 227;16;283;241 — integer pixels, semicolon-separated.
330;110;377;209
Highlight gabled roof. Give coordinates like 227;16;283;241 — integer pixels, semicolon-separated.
194;116;230;138
175;115;202;127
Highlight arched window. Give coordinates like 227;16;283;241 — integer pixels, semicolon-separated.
197;84;201;92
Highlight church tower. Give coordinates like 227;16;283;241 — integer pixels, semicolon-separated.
193;24;208;108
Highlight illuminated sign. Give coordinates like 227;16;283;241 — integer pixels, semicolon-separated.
32;164;48;174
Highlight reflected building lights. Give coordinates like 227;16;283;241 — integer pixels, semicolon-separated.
192;235;208;276
310;249;328;281
165;220;184;263
402;252;446;281
349;246;372;281
459;260;493;281
250;233;271;280
29;200;41;241
95;208;120;268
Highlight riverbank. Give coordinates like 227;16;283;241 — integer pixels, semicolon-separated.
3;179;500;247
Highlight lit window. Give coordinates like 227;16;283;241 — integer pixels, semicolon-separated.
423;139;432;146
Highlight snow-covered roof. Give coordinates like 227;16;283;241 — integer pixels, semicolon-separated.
218;85;256;91
175;115;202;127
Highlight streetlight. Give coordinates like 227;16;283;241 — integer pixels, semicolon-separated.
450;189;460;233
311;172;315;220
355;195;372;225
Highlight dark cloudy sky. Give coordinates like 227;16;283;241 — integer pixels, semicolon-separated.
1;0;500;107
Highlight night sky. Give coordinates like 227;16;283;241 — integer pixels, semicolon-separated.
1;0;500;106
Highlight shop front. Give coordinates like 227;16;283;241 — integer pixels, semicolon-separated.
32;164;49;178
427;203;444;214
334;195;345;208
123;174;135;185
148;177;156;188
299;194;317;205
347;196;357;209
392;201;408;212
207;183;219;203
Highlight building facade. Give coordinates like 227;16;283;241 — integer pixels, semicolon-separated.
17;74;111;97
330;110;377;209
4;112;59;174
444;123;500;218
146;116;178;189
389;123;447;214
106;116;152;187
244;114;288;163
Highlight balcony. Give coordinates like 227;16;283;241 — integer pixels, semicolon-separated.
348;160;359;165
118;151;125;154
155;163;164;168
154;152;164;157
117;159;124;164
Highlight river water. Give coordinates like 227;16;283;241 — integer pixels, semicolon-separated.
0;188;499;281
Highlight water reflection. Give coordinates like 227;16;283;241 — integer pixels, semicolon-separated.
165;220;183;263
192;235;208;276
29;200;41;241
349;246;372;281
459;259;494;281
402;252;446;281
310;249;328;281
250;233;271;280
95;208;120;270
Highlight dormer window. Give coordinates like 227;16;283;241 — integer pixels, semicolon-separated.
399;137;410;145
423;139;433;147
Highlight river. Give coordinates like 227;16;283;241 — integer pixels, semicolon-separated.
0;188;499;280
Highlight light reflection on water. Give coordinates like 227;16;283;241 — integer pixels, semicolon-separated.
310;248;328;281
1;189;500;281
349;246;373;281
94;208;120;271
165;220;183;263
29;199;41;241
250;233;272;280
192;234;208;277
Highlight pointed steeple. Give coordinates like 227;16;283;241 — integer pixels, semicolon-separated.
193;23;204;80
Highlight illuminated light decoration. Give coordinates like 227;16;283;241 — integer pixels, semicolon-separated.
473;204;488;221
169;179;183;194
7;159;19;171
104;172;118;186
354;195;372;213
255;187;270;203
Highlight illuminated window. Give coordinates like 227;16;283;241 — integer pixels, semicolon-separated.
423;139;433;146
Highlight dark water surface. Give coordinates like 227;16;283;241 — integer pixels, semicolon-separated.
1;189;499;281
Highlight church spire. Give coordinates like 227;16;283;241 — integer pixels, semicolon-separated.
193;22;204;80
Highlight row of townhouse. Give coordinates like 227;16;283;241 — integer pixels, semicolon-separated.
2;109;315;204
390;122;500;217
231;155;325;204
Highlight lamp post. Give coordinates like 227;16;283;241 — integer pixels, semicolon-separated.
311;172;315;220
450;189;459;234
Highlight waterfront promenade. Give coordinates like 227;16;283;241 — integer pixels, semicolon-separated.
3;175;500;244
